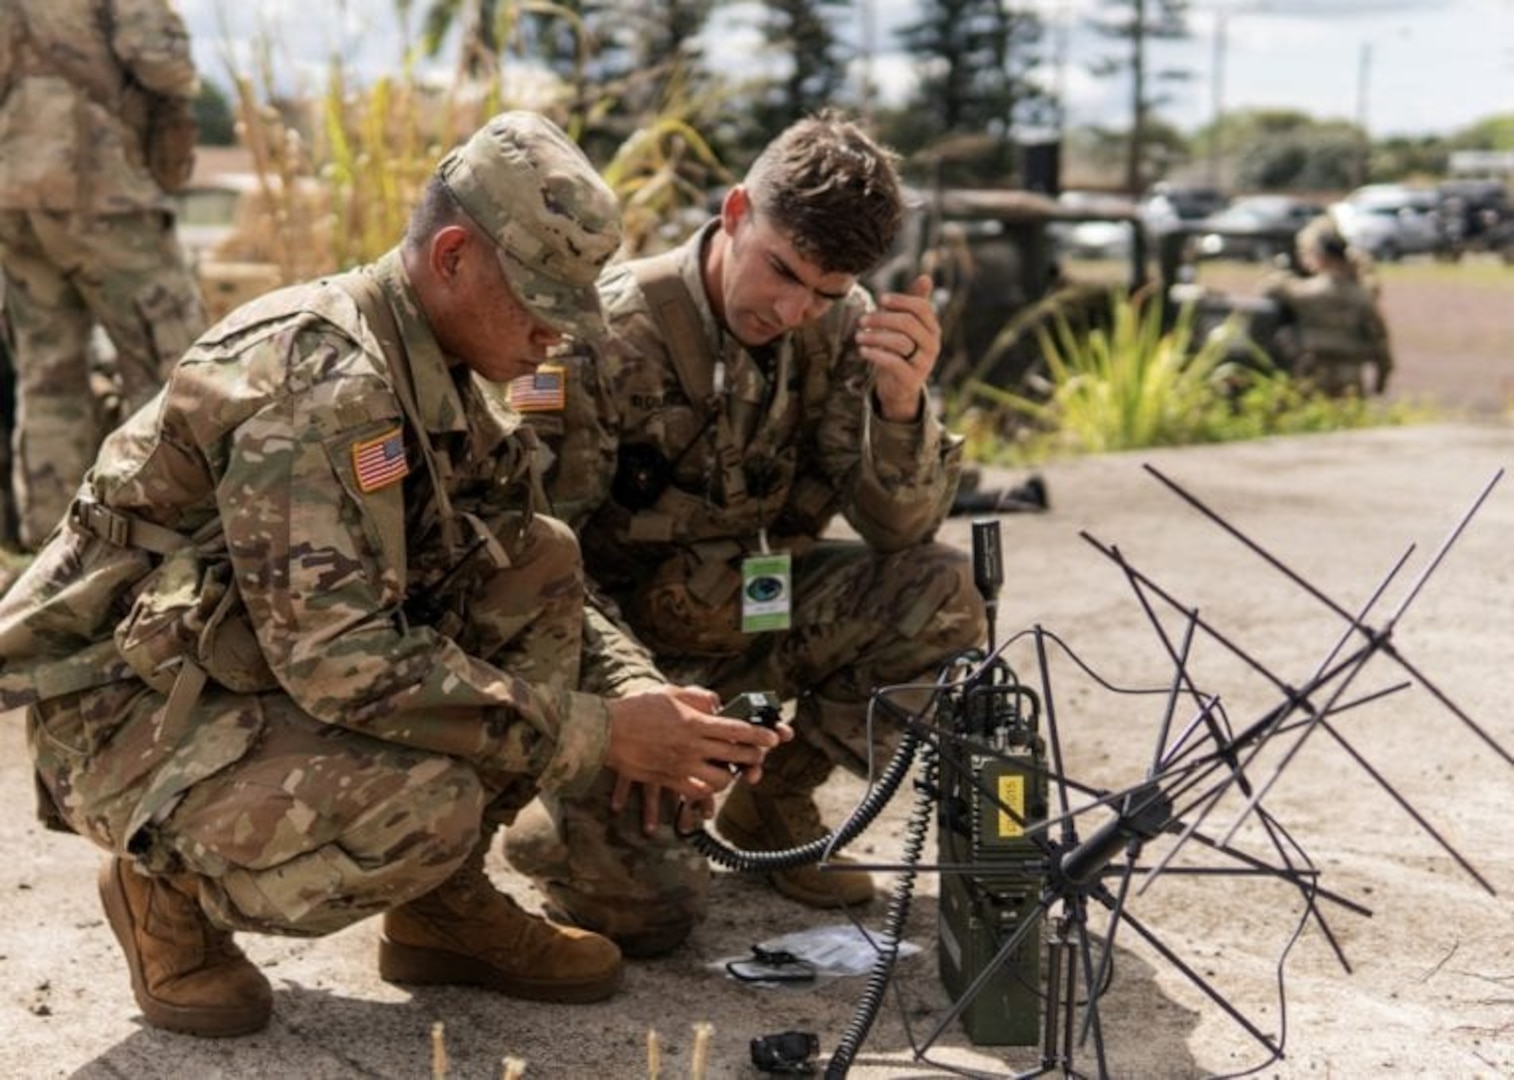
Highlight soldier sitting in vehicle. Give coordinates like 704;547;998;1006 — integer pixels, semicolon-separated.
1264;216;1393;398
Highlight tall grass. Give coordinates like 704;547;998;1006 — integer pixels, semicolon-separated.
219;12;729;283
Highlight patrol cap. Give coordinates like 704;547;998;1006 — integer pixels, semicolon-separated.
436;111;621;341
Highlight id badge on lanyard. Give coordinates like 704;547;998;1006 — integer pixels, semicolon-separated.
741;527;792;633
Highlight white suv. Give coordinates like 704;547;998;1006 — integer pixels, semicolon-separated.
1331;184;1443;261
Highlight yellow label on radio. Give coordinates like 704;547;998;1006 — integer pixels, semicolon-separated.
997;774;1026;838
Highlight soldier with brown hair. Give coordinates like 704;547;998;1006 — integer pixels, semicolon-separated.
0;111;782;1037
0;0;209;551
511;111;987;956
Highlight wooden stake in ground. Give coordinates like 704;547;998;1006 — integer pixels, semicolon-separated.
431;1021;447;1080
501;1056;527;1080
647;1027;661;1079
690;1021;713;1079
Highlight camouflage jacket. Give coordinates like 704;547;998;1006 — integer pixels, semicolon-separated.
0;0;198;212
0;250;614;795
1264;270;1393;373
535;220;963;652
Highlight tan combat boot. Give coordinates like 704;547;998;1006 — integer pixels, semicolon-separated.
97;857;273;1037
715;737;875;909
378;835;623;1004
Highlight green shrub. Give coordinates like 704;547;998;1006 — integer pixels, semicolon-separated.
952;290;1432;464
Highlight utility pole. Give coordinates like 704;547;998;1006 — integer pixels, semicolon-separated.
1355;39;1372;186
857;0;877;127
1208;10;1228;187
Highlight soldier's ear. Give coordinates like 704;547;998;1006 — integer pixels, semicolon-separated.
429;225;472;283
721;186;752;236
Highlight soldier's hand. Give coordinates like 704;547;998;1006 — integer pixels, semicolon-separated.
609;774;716;836
857;274;941;422
603;686;787;813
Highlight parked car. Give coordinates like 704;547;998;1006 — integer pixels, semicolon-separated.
1051;190;1141;260
1332;184;1442;261
1139;182;1229;238
1194;194;1324;262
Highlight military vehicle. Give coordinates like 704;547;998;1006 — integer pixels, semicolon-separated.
1151;220;1305;376
1434;178;1514;262
874;186;1153;399
878;186;1319;400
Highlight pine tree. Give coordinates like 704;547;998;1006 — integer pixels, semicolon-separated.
1087;0;1193;193
892;0;1051;186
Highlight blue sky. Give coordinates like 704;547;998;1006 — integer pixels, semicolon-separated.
178;0;1511;139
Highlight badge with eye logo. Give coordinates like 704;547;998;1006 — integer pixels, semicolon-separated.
741;551;792;633
746;575;784;602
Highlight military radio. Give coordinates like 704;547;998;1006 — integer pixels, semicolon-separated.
936;519;1049;1046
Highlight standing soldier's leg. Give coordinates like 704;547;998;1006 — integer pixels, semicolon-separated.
0;288;17;548
52;210;206;417
0;212;102;550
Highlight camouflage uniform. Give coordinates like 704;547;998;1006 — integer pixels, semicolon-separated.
516;221;986;944
0;240;649;938
1265;271;1393;397
0;0;207;550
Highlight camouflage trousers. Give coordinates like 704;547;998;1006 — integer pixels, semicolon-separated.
0;209;205;549
506;538;986;947
28;516;584;938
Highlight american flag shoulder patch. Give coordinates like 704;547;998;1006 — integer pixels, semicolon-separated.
352;426;409;493
506;363;567;412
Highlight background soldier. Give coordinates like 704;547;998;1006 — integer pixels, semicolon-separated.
1265;216;1394;398
0;111;781;1038
510;111;987;956
0;0;207;550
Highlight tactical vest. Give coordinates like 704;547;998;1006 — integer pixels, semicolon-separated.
585;249;850;655
611;248;841;549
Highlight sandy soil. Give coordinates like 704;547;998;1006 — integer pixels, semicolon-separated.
0;261;1510;1079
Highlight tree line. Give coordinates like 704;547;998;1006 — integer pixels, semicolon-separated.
191;0;1514;196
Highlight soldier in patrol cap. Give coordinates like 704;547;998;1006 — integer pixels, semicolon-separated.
0;110;782;1038
0;0;209;551
509;110;987;956
1265;215;1393;398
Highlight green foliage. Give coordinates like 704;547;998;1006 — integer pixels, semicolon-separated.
600;117;732;255
1234;124;1364;192
887;0;1051;185
221;0;741;279
953;291;1427;465
194;80;239;146
980;290;1240;455
737;0;852;143
1448;113;1514;151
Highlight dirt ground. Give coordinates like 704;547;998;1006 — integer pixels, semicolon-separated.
1;260;1511;1079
